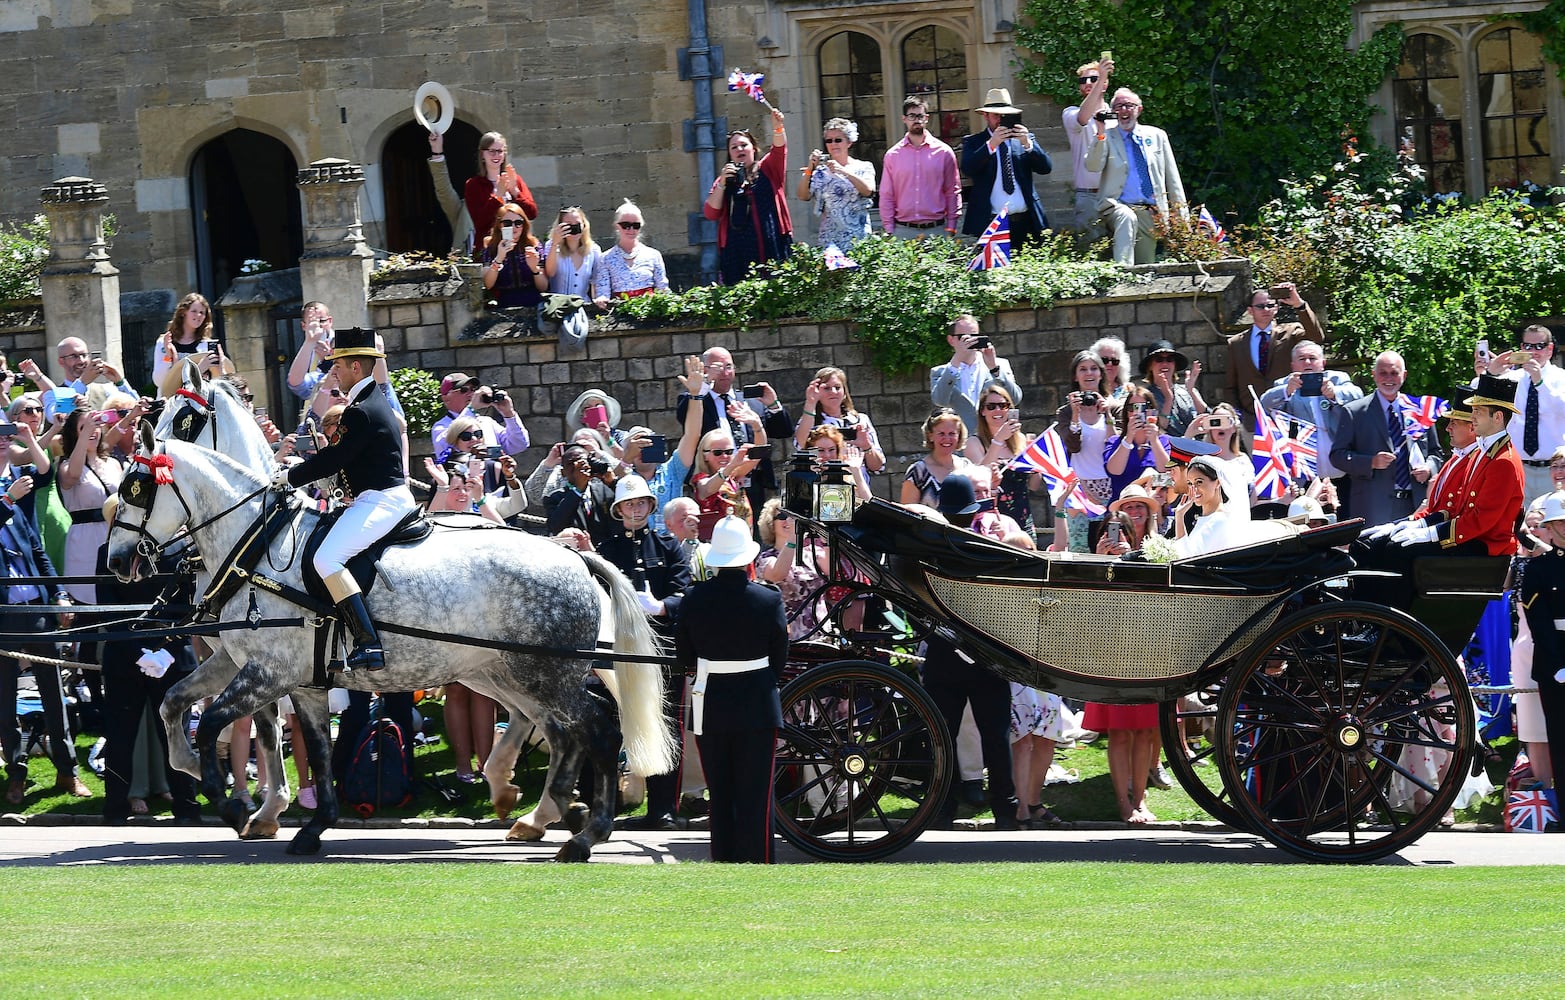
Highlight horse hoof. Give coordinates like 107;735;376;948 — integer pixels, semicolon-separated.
564;802;590;835
505;820;546;842
285;831;322;856
492;783;521;820
218;798;249;834
554;838;592;863
240;819;279;841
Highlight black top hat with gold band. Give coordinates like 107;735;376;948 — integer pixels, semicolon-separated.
1465;373;1519;414
327;327;384;361
1445;384;1475;422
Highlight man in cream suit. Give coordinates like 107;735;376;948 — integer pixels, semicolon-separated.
1083;88;1186;266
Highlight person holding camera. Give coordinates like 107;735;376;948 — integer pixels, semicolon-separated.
676;347;793;519
1085;87;1186;267
693;427;764;541
1051;351;1116;550
1482;324;1565;504
480;204;547;310
1225;283;1323;410
153;293;233;397
464;131;537;259
541;207;604;348
1258;339;1362;481
542;442;617;541
1063;55;1114;233
1138;340;1205;436
961;88;1052;247
704;107;793;286
967;385;1040;537
793;366;885;474
930;315;1022;434
430;371;529;465
1104;386;1171;502
795;117;876;250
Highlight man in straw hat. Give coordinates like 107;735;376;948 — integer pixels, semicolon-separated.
1356;375;1524;609
272;328;414;672
672;514;787;862
961;87;1052;247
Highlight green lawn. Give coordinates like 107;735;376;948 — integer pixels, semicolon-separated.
0;863;1556;998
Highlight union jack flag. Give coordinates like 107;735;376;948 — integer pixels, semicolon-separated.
1396;393;1448;441
1195;205;1227;243
1506;787;1558;833
1250;390;1293;500
726;68;767;104
967;207;1011;271
1011;428;1105;515
1270;408;1319;479
822;244;859;271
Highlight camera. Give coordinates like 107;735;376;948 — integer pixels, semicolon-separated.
1299;372;1325;396
586;451;613;476
1001;113;1024;128
564;223;582;235
1079;391;1101;407
970;336;991;351
1093;109;1116;122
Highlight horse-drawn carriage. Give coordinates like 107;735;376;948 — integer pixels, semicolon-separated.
767;488;1504;864
19;370;1498;864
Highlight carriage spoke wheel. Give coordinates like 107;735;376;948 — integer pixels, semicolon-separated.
774;660;952;861
1215;602;1473;863
1159;682;1249;831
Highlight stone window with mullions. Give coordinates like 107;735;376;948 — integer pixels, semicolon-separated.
818;30;889;174
1394;32;1465;194
1476;27;1551;192
901;24;968;151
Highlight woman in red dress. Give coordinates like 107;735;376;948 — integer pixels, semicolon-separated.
463;131;537;258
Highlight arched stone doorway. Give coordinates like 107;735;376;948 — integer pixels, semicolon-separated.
381;119;482;255
189;129;304;310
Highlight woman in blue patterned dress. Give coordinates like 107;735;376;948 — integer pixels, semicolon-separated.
794;117;876;250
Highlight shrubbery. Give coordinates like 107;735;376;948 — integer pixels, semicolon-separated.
612;237;1123;374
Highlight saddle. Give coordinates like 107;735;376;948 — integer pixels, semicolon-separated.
300;508;432;602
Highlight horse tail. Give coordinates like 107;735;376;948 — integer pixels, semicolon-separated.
579;551;678;777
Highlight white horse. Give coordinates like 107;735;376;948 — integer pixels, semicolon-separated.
152;365;292;837
108;434;675;860
152;367;596;843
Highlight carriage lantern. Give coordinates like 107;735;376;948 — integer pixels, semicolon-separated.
816;460;854;523
784;449;818;519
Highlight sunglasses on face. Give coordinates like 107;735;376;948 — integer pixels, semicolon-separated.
1253;301;1278;309
705;447;735;456
823;137;847;144
981;401;1009;411
617;221;642;230
457;430;485;442
17;406;42;415
1102;358;1121;366
1522;341;1552;350
1078;75;1099;84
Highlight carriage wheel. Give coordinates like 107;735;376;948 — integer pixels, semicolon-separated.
1215;602;1473;863
774;659;952;862
1158;685;1249;831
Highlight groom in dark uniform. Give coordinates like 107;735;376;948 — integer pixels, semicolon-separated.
273;327;413;671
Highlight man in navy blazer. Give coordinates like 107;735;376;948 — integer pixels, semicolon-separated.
960;88;1052;247
673;346;794;515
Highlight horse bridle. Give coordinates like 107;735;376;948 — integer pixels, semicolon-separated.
115;450;268;562
168;387;215;443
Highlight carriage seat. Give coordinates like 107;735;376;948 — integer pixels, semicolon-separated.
1411;554;1510;600
300;508;431;602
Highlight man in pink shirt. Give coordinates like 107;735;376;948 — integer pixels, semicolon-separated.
879;95;961;238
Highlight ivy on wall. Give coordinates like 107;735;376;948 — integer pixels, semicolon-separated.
1511;0;1565;80
1013;0;1404;222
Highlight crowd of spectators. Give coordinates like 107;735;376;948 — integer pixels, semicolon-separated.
5;55;1559;841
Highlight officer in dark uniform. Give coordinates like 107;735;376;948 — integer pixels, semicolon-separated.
592;475;690;830
672;514;788;862
272;327;413;671
1519;492;1565;785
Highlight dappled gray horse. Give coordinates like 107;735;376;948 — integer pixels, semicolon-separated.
108;436;675;861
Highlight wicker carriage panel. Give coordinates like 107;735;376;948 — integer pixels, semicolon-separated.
925;574;1283;682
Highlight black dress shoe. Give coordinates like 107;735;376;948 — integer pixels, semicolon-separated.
625;812;678;831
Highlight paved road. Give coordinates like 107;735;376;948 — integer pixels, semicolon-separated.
0;823;1558;867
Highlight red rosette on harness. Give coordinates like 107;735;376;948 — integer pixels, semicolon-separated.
134;452;175;485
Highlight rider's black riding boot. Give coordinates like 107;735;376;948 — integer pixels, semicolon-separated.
336;593;385;671
324;570;384;672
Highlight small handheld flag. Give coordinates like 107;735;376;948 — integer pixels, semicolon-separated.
1195;205;1227;243
1395;393;1448;441
1249;389;1293;500
968;207;1011;272
822;244;859;271
727;68;775;111
1011;428;1106;515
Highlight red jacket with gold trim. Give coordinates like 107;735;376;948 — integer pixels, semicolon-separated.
1422;433;1523;555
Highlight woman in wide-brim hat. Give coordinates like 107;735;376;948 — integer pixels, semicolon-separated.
1136;339;1207;436
564;388;625;446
